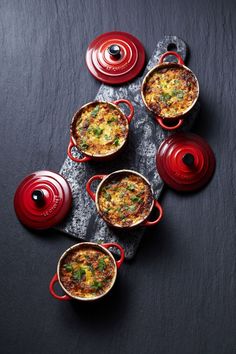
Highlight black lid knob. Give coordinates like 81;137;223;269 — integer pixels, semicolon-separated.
182;153;195;167
108;44;121;58
32;189;45;205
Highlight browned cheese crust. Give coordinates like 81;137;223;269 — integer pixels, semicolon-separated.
143;66;198;117
98;173;153;227
60;247;115;298
74;102;128;156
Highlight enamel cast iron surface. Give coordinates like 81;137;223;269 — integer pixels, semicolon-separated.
49;242;125;301
156;133;216;191
14;171;72;229
86;31;146;84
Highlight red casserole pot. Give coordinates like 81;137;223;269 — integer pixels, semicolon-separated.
141;51;199;131
49;242;124;301
86;169;163;229
67;99;134;163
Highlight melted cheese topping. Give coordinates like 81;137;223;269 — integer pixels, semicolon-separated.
60;247;115;298
144;66;198;117
74;102;128;156
98;173;153;227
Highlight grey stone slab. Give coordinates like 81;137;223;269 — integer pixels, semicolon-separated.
55;35;199;259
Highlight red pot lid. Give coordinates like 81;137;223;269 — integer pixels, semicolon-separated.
86;31;145;84
14;171;72;230
156;133;216;192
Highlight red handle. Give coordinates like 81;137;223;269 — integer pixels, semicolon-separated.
67;138;92;163
143;200;163;227
159;51;184;65
86;174;106;201
49;273;71;301
102;243;125;269
156;117;184;131
112;99;134;124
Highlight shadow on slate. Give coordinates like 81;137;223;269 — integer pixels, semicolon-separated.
55;35;200;259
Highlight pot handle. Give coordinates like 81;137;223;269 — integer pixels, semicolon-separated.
159;51;184;65
143;200;163;227
112;99;134;124
156;117;184;131
86;174;107;201
67;138;92;163
102;243;125;269
49;273;71;301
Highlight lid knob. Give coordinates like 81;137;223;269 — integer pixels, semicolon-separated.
107;44;121;58
182;153;195;167
32;189;45;205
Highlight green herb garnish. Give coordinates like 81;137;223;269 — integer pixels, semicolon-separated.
91;105;100;117
159;92;172;102
104;191;111;201
98;258;106;271
130;195;143;203
63;263;73;272
92;127;104;137
91;280;103;290
129;205;136;212
127;184;135;191
113;137;120;146
107;116;118;124
80;139;89;150
72;267;86;282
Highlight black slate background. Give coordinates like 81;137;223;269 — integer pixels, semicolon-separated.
0;1;235;354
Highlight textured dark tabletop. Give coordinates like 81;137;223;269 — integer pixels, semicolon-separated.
0;1;235;354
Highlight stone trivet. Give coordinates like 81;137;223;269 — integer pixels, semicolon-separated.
55;35;200;259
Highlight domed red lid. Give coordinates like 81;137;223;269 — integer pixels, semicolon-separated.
14;171;72;230
86;31;145;84
156;133;216;192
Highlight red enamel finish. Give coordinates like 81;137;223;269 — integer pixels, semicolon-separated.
141;51;199;132
86;31;145;84
112;99;134;124
102;243;125;269
156;117;184;131
86;174;106;201
14;171;72;229
156;133;216;192
142;200;163;226
49;242;124;302
49;274;71;301
68;100;134;163
86;170;163;229
159;51;184;65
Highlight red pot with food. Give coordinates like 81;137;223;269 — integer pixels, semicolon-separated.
141;51;199;131
67;99;134;162
49;242;124;301
86;169;163;228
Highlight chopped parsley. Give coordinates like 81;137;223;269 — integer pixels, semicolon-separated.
92;127;103;137
159;92;172;102
72;267;86;282
127;184;135;191
63;263;73;272
130;195;142;203
113;137;120;146
91;280;103;290
91;105;100;117
107;116;118;124
98;258;106;271
80;140;89;150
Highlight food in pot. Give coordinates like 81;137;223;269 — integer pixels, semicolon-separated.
98;172;153;227
74;102;128;156
143;66;198;117
60;245;115;298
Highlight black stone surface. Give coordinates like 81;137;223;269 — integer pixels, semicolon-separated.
1;1;236;354
56;35;199;259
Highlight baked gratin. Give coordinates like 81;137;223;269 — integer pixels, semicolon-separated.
143;65;198;118
60;245;115;298
73;102;128;156
98;172;153;227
